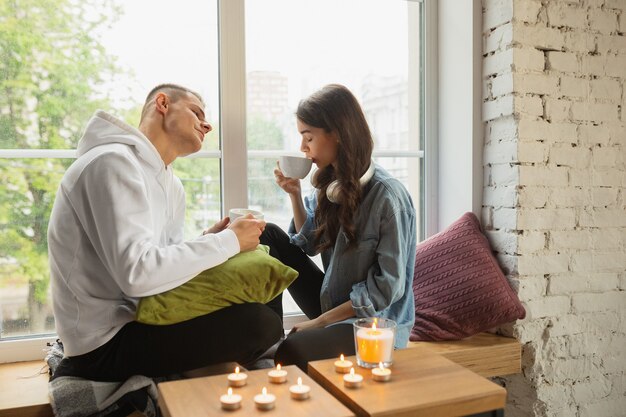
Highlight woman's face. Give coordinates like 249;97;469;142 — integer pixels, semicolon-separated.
297;119;338;169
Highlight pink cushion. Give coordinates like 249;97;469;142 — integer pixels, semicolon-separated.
410;212;525;341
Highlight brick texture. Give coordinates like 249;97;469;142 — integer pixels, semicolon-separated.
482;0;626;416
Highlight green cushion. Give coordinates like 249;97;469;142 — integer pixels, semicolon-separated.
136;245;298;325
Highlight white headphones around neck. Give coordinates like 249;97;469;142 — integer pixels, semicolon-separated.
313;161;375;204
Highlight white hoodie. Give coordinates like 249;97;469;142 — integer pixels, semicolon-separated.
48;110;240;357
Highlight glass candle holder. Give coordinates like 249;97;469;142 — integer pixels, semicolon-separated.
353;317;396;368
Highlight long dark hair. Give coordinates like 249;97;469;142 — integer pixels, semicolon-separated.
296;84;374;251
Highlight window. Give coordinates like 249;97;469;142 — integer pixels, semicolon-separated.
0;0;220;346
244;0;423;314
0;0;427;359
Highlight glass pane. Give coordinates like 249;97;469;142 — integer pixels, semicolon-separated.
245;0;422;314
0;159;71;338
98;0;220;148
245;0;420;209
0;0;219;339
373;156;422;236
172;159;222;239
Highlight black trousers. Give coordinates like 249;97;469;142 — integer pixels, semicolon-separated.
53;302;283;382
261;223;356;371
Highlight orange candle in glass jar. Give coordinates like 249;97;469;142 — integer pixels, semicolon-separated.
355;322;394;364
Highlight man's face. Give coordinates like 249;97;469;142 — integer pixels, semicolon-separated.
164;93;212;157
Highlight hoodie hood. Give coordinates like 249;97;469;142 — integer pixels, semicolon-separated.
77;110;164;171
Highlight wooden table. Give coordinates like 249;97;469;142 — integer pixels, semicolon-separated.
308;347;506;417
407;333;522;378
158;365;354;417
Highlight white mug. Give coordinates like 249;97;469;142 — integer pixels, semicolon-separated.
229;208;264;221
279;156;313;179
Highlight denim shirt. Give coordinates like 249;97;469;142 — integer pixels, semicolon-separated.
288;165;416;348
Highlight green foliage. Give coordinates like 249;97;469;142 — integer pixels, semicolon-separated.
173;156;221;238
0;0;122;310
247;116;284;151
120;106;143;130
21;250;49;303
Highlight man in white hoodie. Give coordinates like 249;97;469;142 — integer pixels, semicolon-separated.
48;84;283;381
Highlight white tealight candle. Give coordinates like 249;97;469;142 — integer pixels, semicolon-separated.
254;387;276;411
289;377;311;400
267;363;288;384
227;366;248;387
343;367;364;388
334;354;353;374
220;387;242;411
372;362;392;382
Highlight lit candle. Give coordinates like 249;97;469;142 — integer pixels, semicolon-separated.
267;363;288;384
355;322;394;364
334;354;353;374
371;362;392;382
342;367;363;388
220;387;242;411
289;377;311;400
227;366;248;387
254;387;276;411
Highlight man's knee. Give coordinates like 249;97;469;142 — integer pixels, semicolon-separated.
241;303;283;347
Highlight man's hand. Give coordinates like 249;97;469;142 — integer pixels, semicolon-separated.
202;217;230;235
228;214;266;252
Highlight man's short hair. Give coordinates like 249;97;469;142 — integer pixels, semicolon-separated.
140;84;204;121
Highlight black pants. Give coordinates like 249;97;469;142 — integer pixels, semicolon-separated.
53;302;283;382
261;223;356;371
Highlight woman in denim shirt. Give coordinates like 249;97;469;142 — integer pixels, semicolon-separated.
262;84;416;370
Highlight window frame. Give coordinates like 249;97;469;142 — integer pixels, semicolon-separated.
0;0;437;362
422;0;439;238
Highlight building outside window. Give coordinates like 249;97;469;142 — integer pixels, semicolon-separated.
0;0;426;358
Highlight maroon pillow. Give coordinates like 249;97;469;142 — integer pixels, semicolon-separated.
410;212;525;341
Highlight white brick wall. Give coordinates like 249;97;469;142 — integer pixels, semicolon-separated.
482;0;626;416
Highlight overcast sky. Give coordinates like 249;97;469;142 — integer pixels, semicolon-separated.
99;0;410;119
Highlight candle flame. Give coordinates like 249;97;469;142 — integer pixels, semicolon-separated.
235;366;239;374
372;322;377;330
228;387;233;395
340;354;344;361
276;364;281;371
262;387;267;395
297;377;302;386
379;362;384;370
350;367;355;376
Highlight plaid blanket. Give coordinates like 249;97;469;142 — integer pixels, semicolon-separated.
45;341;161;417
